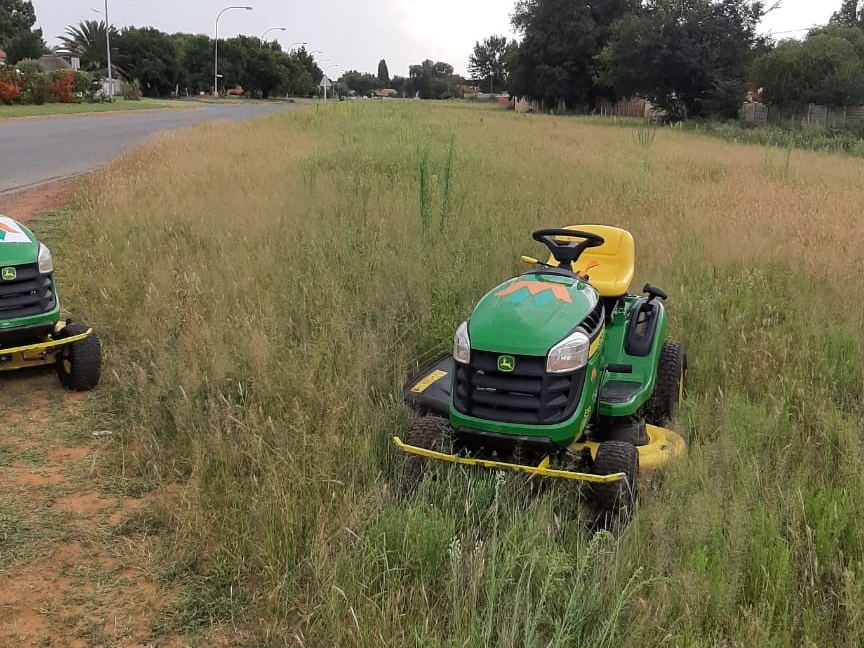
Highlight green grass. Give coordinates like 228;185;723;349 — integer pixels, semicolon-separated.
0;98;189;119
48;101;864;645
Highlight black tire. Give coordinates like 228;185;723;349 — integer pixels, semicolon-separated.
587;440;639;528
56;323;102;391
644;340;686;427
399;416;452;494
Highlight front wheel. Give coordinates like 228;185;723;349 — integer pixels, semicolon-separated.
56;323;102;391
398;416;452;495
644;340;686;427
586;440;639;529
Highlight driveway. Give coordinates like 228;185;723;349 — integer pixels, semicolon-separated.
0;102;301;194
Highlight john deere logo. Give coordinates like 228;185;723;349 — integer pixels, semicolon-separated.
1;267;15;281
497;355;516;372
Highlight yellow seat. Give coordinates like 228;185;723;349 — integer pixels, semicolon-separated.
545;225;635;297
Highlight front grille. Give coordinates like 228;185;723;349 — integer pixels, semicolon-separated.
0;263;55;321
454;351;585;425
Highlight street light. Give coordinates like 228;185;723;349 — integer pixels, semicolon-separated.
286;41;307;52
214;5;253;97
324;63;339;102
91;3;113;101
260;26;286;49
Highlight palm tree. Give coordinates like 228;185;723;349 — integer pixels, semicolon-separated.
58;20;119;74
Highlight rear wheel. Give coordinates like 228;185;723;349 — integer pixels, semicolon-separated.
587;440;639;529
644;340;686;427
399;416;452;494
56;323;102;391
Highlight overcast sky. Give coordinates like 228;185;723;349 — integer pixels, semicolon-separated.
30;0;839;78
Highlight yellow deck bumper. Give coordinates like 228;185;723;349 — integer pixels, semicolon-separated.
392;436;625;483
0;328;93;370
392;424;687;484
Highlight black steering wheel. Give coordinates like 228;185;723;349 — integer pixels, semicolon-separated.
531;229;605;271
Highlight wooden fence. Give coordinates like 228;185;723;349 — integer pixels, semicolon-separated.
741;102;864;128
597;99;652;119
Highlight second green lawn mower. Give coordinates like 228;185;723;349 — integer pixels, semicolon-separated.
394;225;687;524
0;214;102;391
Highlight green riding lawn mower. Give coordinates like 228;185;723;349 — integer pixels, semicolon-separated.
394;225;687;526
0;214;101;391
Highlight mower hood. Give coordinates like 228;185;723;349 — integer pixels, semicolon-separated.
468;273;599;356
0;215;39;267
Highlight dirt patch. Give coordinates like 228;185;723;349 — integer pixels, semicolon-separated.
0;179;78;223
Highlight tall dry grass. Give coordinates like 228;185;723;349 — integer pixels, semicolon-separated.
46;101;864;645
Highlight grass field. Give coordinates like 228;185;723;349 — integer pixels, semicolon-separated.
0;98;187;119
51;101;864;645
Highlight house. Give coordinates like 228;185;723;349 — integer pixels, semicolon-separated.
0;49;6;66
374;88;398;98
39;55;72;72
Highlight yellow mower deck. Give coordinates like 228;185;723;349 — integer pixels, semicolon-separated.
393;424;686;483
0;328;93;371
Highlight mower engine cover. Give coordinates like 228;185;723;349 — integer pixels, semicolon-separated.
450;272;605;446
0;214;60;340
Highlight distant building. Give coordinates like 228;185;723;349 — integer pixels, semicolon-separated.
39;55;72;72
374;88;399;98
0;49;6;66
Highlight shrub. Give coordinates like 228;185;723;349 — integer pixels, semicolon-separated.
71;71;99;102
122;79;142;101
50;70;76;103
22;73;49;105
15;59;43;75
0;71;22;105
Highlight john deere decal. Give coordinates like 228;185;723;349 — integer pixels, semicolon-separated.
1;267;16;281
0;217;30;244
495;280;572;305
497;355;516;372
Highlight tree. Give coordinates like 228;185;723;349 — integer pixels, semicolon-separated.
377;59;390;85
287;47;321;96
340;69;380;95
59;20;120;74
390;75;408;97
0;0;35;47
598;0;764;120
407;59;461;99
752;26;864;107
468;35;514;93
244;48;288;98
508;0;639;111
115;27;179;96
0;0;43;63
173;33;212;95
6;26;43;63
830;0;863;27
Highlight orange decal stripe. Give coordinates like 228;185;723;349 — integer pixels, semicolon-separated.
495;280;572;303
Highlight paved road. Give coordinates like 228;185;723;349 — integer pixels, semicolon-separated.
0;102;300;193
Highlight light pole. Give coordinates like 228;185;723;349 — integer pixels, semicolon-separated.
324;64;339;102
104;0;113;101
91;4;113;101
286;41;307;52
214;5;253;97
260;26;286;49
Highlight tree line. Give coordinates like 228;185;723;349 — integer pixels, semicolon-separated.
468;0;864;120
0;0;474;100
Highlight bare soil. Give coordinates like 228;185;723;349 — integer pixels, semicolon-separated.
0;180;79;223
0;182;183;647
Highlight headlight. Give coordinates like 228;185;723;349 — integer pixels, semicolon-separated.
453;320;471;364
37;242;53;274
546;330;590;373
